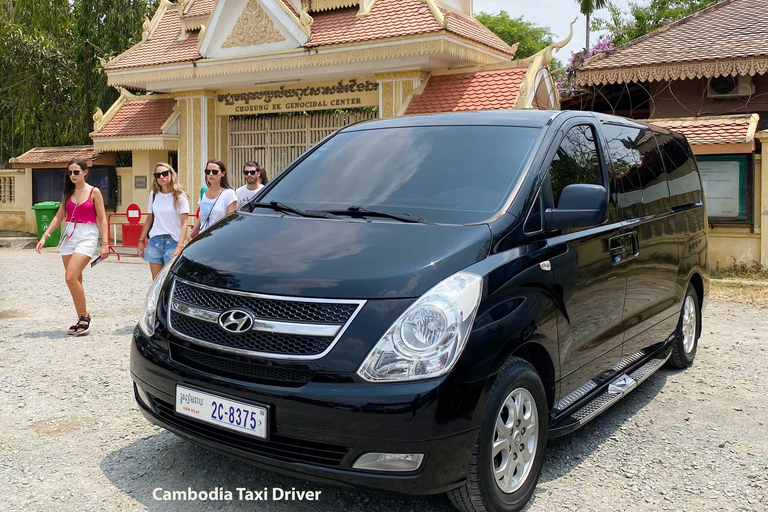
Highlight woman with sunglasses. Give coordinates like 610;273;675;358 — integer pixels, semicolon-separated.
34;158;110;336
137;163;190;279
190;159;237;237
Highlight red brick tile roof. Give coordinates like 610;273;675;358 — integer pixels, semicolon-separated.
92;98;177;138
107;0;513;71
307;1;442;47
578;0;768;84
405;67;527;114
185;0;216;17
105;8;202;70
10;146;102;165
442;8;513;55
307;0;514;54
649;115;757;146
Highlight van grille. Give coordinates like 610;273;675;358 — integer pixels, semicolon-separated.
170;311;333;355
173;280;358;323
171;344;314;386
166;277;364;359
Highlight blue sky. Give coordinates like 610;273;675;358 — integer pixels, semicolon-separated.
473;0;633;64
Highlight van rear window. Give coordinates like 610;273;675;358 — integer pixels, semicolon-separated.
260;125;541;224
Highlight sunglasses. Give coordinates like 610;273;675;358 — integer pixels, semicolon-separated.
66;170;82;176
204;169;221;176
153;171;170;179
243;170;258;176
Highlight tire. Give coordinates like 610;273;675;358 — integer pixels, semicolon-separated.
667;283;700;369
447;357;548;512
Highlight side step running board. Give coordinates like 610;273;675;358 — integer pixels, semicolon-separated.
550;351;670;437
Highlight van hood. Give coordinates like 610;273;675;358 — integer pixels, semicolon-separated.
173;213;491;299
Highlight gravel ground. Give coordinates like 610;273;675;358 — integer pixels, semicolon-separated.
1;248;766;512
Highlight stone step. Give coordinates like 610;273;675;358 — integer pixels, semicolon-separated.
0;237;38;250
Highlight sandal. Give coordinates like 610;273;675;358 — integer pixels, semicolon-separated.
74;315;91;336
67;321;80;335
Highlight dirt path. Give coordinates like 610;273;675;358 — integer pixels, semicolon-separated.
0;249;766;512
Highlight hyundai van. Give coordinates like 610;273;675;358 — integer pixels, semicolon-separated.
131;110;709;512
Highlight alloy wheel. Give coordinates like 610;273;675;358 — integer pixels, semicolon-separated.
682;295;697;353
491;387;538;494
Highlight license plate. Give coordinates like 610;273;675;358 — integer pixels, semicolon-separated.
175;385;268;440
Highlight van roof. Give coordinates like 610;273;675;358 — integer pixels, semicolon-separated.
343;110;565;131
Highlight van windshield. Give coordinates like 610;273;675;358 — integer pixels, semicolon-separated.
259;125;542;224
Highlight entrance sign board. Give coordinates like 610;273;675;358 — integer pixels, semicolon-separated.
217;78;379;115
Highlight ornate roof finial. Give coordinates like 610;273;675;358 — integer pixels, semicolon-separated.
542;17;577;66
142;17;151;41
300;7;314;28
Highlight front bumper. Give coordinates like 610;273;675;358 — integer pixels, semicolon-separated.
130;329;488;495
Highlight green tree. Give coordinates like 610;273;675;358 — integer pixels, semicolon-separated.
593;0;717;45
576;0;608;50
476;10;555;60
0;0;158;166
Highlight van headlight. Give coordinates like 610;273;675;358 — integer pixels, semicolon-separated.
357;271;482;382
138;262;174;337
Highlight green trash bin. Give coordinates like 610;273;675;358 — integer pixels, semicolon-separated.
32;201;62;247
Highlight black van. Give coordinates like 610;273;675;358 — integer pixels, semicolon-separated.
131;110;708;512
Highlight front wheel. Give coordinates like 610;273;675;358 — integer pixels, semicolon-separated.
667;283;700;369
448;357;548;512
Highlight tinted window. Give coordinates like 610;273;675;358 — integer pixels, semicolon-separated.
602;123;643;211
260;125;541;224
602;124;671;216
548;124;603;208
657;133;702;208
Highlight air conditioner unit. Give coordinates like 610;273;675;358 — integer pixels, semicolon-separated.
707;75;755;98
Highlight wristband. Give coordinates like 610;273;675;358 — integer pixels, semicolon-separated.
42;233;50;239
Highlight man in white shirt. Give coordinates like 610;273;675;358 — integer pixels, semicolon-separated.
235;161;266;209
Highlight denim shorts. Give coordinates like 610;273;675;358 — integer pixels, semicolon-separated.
144;234;177;265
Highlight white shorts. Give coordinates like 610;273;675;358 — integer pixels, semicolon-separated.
59;223;100;257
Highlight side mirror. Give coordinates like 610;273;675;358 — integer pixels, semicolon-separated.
545;184;608;230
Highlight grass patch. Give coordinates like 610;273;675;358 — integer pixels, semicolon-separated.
710;281;768;306
711;262;768;282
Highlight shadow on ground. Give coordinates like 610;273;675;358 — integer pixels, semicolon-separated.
102;370;676;512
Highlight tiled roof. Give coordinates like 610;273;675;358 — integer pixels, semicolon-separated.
185;0;216;17
307;1;443;47
649;114;758;146
442;8;513;55
107;0;513;72
105;8;201;70
92;98;177;138
405;67;527;114
580;0;768;71
307;0;514;54
10;146;102;165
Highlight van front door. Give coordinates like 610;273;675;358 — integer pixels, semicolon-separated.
545;121;627;399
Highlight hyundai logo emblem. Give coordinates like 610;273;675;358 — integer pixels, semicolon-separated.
218;309;254;334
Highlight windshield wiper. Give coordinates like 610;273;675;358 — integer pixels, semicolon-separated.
249;201;333;219
321;206;434;224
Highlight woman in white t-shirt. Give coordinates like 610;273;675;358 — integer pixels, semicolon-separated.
137;163;190;278
191;159;238;237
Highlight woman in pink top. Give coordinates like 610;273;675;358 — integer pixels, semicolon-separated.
35;158;110;335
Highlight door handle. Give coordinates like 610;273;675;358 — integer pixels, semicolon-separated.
608;236;625;263
628;232;640;257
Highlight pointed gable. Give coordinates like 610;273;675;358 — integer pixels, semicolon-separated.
200;0;310;58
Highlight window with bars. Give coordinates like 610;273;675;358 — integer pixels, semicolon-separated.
0;176;15;204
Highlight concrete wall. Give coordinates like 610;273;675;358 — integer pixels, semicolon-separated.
131;150;170;214
0;169;34;233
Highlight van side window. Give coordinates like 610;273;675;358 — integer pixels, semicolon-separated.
548;125;603;208
601;124;644;213
657;133;703;208
602;123;672;216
